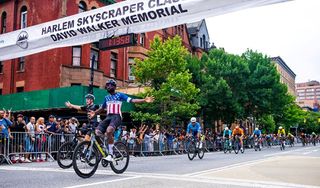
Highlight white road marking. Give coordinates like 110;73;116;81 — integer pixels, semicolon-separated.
303;149;319;155
184;157;279;176
141;174;320;188
264;146;319;157
1;163;319;188
64;176;141;188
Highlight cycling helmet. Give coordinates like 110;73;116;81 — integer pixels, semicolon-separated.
225;127;229;131
190;117;197;123
255;127;259;131
106;79;117;87
85;94;95;100
279;126;283;129
235;125;239;129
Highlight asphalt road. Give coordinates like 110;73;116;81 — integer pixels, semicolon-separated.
1;144;320;188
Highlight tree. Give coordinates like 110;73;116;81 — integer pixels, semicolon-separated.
187;49;250;123
132;36;200;126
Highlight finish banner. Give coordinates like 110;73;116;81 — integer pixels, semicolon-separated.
0;0;290;61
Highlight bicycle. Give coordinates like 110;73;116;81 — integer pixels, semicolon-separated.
57;127;84;169
72;127;129;178
233;135;244;154
223;137;232;153
253;136;262;151
187;135;204;160
279;136;285;150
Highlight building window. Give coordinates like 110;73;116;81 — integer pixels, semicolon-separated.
72;46;81;66
1;12;7;34
0;89;2;95
79;1;87;13
128;58;135;81
203;34;206;49
0;61;3;74
20;6;27;29
90;43;99;70
16;86;24;93
110;52;117;78
18;57;25;71
139;33;145;47
92;7;97;10
71;83;81;86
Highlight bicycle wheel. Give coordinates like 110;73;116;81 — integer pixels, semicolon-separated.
223;142;228;154
187;141;196;160
72;141;100;178
110;142;129;174
57;141;75;169
198;147;205;159
234;141;239;154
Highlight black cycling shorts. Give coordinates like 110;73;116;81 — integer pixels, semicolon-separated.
96;114;122;134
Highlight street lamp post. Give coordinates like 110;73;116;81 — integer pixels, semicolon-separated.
88;55;95;94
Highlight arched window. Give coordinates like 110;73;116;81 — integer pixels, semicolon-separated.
203;34;206;49
92;7;97;10
20;6;27;29
1;12;7;33
79;1;87;13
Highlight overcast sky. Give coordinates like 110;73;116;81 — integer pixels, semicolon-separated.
205;0;320;83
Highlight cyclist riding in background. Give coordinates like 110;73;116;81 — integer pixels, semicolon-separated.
89;79;154;162
252;127;262;138
186;117;201;139
277;126;286;137
277;126;286;144
223;127;232;139
232;125;244;150
287;132;295;145
65;94;100;141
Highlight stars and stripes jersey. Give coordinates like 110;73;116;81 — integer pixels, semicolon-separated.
101;92;132;115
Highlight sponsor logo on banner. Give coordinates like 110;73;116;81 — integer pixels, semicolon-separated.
16;31;29;49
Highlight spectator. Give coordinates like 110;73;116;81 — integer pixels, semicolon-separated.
35;117;46;162
0;110;13;159
46;115;57;135
121;126;128;143
68;117;78;134
25;117;36;162
55;118;64;133
63;119;71;134
10;114;26;163
128;128;137;154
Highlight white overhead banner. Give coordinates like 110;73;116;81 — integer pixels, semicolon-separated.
0;0;291;61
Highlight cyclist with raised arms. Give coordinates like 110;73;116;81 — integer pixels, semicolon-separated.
65;94;99;141
89;79;154;161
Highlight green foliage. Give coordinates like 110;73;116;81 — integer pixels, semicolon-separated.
134;36;188;89
131;36;200;126
258;115;276;133
300;111;320;133
187;48;296;131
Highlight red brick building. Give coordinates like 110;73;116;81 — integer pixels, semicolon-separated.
0;0;193;95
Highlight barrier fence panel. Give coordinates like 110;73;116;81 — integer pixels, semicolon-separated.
3;132;313;165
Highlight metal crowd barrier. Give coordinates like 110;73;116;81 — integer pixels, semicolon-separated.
1;132;75;164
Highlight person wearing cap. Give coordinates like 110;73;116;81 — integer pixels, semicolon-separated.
186;117;201;139
65;93;100;140
46;115;57;135
88;79;154;162
10;114;26;163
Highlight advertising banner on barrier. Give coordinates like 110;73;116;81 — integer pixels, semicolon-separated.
0;0;290;61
